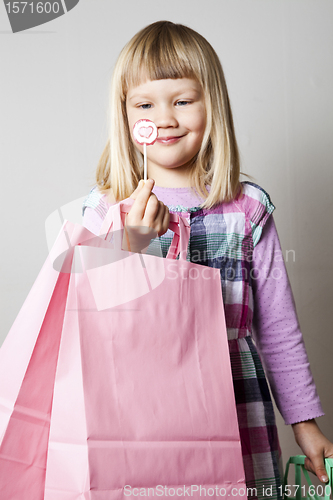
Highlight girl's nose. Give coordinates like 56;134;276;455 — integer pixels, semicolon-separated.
154;106;178;128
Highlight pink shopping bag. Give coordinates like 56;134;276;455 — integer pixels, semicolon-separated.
0;222;109;499
0;197;247;499
76;198;246;499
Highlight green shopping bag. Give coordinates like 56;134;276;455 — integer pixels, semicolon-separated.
283;455;333;500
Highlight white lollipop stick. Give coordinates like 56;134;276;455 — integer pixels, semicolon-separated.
143;143;147;181
133;119;158;182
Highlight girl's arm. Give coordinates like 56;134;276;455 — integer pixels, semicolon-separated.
252;215;333;482
252;215;323;424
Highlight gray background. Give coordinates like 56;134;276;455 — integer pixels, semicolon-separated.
1;0;332;473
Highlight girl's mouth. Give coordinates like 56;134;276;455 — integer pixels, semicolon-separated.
156;135;184;145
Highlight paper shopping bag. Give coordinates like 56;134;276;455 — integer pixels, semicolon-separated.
0;221;114;499
0;220;79;499
74;198;247;499
0;197;247;499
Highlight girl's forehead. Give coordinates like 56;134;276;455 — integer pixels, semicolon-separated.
126;76;203;98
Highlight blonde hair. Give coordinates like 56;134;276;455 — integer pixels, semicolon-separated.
96;21;241;209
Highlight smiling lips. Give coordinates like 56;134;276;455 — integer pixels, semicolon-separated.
156;135;184;144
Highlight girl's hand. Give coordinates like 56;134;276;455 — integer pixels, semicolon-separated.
292;419;333;483
122;179;170;253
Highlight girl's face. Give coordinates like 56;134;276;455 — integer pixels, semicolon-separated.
126;77;206;185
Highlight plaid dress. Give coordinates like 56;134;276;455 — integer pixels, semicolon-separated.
146;181;283;500
83;181;283;500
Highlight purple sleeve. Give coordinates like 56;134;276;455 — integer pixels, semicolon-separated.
252;215;324;425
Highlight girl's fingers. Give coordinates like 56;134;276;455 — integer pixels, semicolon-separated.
149;201;170;235
138;199;169;238
127;179;169;238
305;455;329;483
158;205;170;236
129;179;144;200
128;179;155;223
142;192;161;223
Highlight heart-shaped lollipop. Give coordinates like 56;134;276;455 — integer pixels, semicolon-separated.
133;119;158;181
139;126;153;138
133;119;158;145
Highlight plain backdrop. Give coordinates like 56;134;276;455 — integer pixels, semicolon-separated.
0;0;332;475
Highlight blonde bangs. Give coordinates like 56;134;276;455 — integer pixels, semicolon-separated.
120;23;208;98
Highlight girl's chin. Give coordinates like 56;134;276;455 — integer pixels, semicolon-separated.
149;160;193;170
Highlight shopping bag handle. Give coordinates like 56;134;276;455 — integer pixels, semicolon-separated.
99;197;191;261
283;455;333;500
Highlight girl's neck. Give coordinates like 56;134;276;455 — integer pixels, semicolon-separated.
152;184;211;190
147;161;196;189
153;184;196;190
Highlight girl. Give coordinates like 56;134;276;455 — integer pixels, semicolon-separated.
82;21;333;500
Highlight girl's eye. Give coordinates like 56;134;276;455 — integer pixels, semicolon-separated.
139;104;152;109
176;100;191;106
